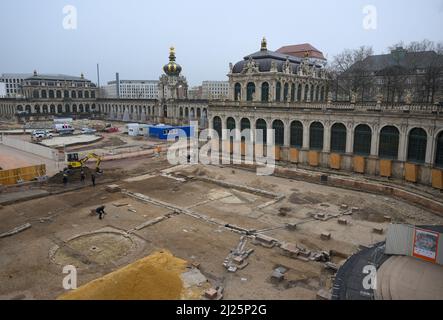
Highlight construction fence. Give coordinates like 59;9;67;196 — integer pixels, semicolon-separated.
0;135;59;161
0;164;47;186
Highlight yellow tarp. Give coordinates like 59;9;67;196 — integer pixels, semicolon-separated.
59;251;189;300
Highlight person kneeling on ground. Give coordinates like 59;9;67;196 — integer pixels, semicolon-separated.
95;205;106;220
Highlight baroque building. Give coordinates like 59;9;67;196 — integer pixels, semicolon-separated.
208;38;443;189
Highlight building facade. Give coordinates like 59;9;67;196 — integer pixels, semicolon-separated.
337;47;443;104
0;73;32;97
201;81;230;99
102;80;159;99
208;38;443;189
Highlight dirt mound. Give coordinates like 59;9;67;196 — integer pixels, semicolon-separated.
48;167;93;184
58;251;198;300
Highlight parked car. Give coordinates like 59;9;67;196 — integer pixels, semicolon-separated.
31;130;53;140
81;128;97;134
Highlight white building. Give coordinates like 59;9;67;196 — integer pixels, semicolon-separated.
0;83;6;98
102;80;159;99
0;73;32;97
201;81;229;99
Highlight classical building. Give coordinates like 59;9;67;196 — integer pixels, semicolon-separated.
208;38;443;189
337;47;443;103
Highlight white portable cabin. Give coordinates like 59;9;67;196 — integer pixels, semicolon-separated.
126;123;140;136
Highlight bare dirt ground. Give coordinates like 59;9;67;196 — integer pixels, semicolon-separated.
0;156;442;300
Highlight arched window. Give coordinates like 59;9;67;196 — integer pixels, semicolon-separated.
290;121;303;148
283;83;289;102
57;105;63;113
34;105;40;113
197;108;201;118
297;84;302;101
261;82;269;102
85;91;90;99
246;82;255;101
50;105;55;113
291;83;296;102
78;91;83;99
241;118;251;142
435;131;443;168
179;107;183;117
26;105;32;113
79;104;84;113
213;117;222;139
304;84;309;101
310;122;324;150
85;104;90;113
48;90;54;98
272;120;285;146
330;123;347;153
234;83;241;101
91;91;96;99
64;90;69;98
72;105;77;113
275;82;281;102
320;87;325;101
56;90;62;98
71;91;76;99
33;90;39;99
42;105;48;113
185;107;189;118
227;117;236;131
41;90;47;99
407;128;427;163
379;126;400;159
65;104;70;113
256;119;267;145
354;124;372;156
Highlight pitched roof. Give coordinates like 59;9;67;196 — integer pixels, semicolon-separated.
349;50;443;73
25;74;90;82
277;43;326;60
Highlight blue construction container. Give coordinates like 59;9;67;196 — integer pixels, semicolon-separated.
148;125;194;140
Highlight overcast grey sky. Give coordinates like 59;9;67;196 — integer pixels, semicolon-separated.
0;0;442;86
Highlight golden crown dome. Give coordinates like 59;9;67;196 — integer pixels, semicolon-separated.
163;46;182;76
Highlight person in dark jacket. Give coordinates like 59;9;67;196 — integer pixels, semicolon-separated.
80;170;85;183
95;205;106;220
91;173;96;187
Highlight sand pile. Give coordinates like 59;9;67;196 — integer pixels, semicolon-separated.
58;251;204;300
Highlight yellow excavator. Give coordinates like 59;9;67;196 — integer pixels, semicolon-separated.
67;152;103;173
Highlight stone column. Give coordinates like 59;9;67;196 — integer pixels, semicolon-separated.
323;122;331;153
303;121;310;149
425;131;434;165
370;126;379;156
398;127;408;161
284;120;290;147
346;124;354;154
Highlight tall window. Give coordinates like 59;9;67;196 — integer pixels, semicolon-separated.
241;118;251;142
283;83;289;102
272;120;284;146
256;119;267;145
275;82;281;102
320;87;325;101
297;84;302;101
64;90;69;98
56;90;62;98
435;131;443;168
71;91;77;99
310;86;314;102
304;84;309;101
310;122;324;150
291;84;296;102
379;126;400;159
354;124;372;156
261;82;269;102
213;117;222;139
227;117;236;131
407;128;427;164
234;83;241;101
330;123;347;153
33;90;39;98
246;82;255;101
290;121;303;148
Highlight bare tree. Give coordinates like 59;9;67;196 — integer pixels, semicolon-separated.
329;46;374;101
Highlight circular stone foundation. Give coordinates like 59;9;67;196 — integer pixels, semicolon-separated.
51;231;136;268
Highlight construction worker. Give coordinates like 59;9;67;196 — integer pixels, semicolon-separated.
95;205;106;220
62;172;68;186
80;170;85;183
91;173;96;187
